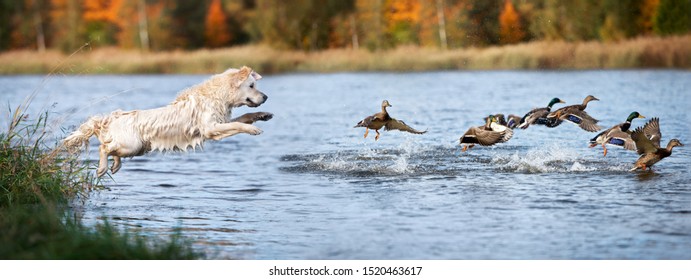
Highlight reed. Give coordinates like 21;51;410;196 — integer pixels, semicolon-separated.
0;35;689;74
0;104;90;207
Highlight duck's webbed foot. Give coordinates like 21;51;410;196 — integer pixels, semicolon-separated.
375;130;381;141
364;129;369;139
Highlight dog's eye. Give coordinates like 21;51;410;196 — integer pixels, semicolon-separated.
250;83;255;89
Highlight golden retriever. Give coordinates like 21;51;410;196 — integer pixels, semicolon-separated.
63;66;272;177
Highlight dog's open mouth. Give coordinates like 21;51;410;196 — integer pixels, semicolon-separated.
246;98;260;107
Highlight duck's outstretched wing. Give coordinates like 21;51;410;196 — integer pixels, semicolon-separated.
631;126;658;154
606;130;637;151
506;114;522;129
385;118;427;134
639;117;661;148
590;127;611;145
490;122;514;143
560;110;601;132
354;115;375;128
546;105;576;119
460;126;506;146
518;107;549;129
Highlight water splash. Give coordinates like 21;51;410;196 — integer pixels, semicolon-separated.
282;140;432;176
491;144;597;173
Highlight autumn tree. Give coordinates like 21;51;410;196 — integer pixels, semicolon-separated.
384;0;421;46
82;0;122;47
49;0;82;52
499;0;524;44
205;0;231;48
440;0;471;48
354;0;385;50
654;0;691;36
599;0;645;41
169;1;207;49
251;0;353;51
145;0;173;51
639;0;660;34
466;0;501;46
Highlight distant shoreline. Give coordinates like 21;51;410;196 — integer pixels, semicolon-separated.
1;35;689;75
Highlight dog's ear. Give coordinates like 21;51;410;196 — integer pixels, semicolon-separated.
251;71;262;81
234;66;252;87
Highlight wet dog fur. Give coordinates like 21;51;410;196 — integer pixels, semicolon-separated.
63;66;272;177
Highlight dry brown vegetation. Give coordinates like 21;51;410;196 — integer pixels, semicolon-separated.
1;35;690;75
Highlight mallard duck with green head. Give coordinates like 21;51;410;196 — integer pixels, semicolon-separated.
589;111;645;156
484;114;506;126
517;97;565;129
354;100;427;141
629;117;684;171
460;115;513;152
545;95;602;132
484;114;520;129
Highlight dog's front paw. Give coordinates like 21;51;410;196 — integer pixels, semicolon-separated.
255;112;273;122
246;125;263;135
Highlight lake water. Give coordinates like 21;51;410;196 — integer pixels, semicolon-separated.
1;71;690;259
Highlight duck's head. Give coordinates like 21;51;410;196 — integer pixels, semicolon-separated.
548;98;565;107
584;95;600;103
381;100;392;107
668;139;684;149
626;111;645;122
486;115;497;126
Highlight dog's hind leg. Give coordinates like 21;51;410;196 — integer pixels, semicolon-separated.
97;145;109;178
111;156;122;174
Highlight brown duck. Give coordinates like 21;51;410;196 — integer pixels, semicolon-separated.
629;117;684;171
545;95;602;132
459;115;513;152
354;100;427;141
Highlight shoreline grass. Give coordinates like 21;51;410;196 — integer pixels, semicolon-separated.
1;35;690;75
0;102;202;259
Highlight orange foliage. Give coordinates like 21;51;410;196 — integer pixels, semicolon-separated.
385;0;421;24
499;0;524;44
384;0;422;44
384;0;421;32
417;1;438;47
639;0;660;34
83;0;122;22
205;0;231;48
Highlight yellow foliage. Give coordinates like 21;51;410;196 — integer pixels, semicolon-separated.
385;0;421;23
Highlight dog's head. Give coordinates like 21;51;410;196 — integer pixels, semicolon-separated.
226;66;267;108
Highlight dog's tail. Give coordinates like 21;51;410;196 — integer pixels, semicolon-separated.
62;116;103;154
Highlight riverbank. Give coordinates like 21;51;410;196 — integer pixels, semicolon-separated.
1;35;689;75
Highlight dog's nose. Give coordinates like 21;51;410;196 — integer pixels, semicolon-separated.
261;93;268;103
